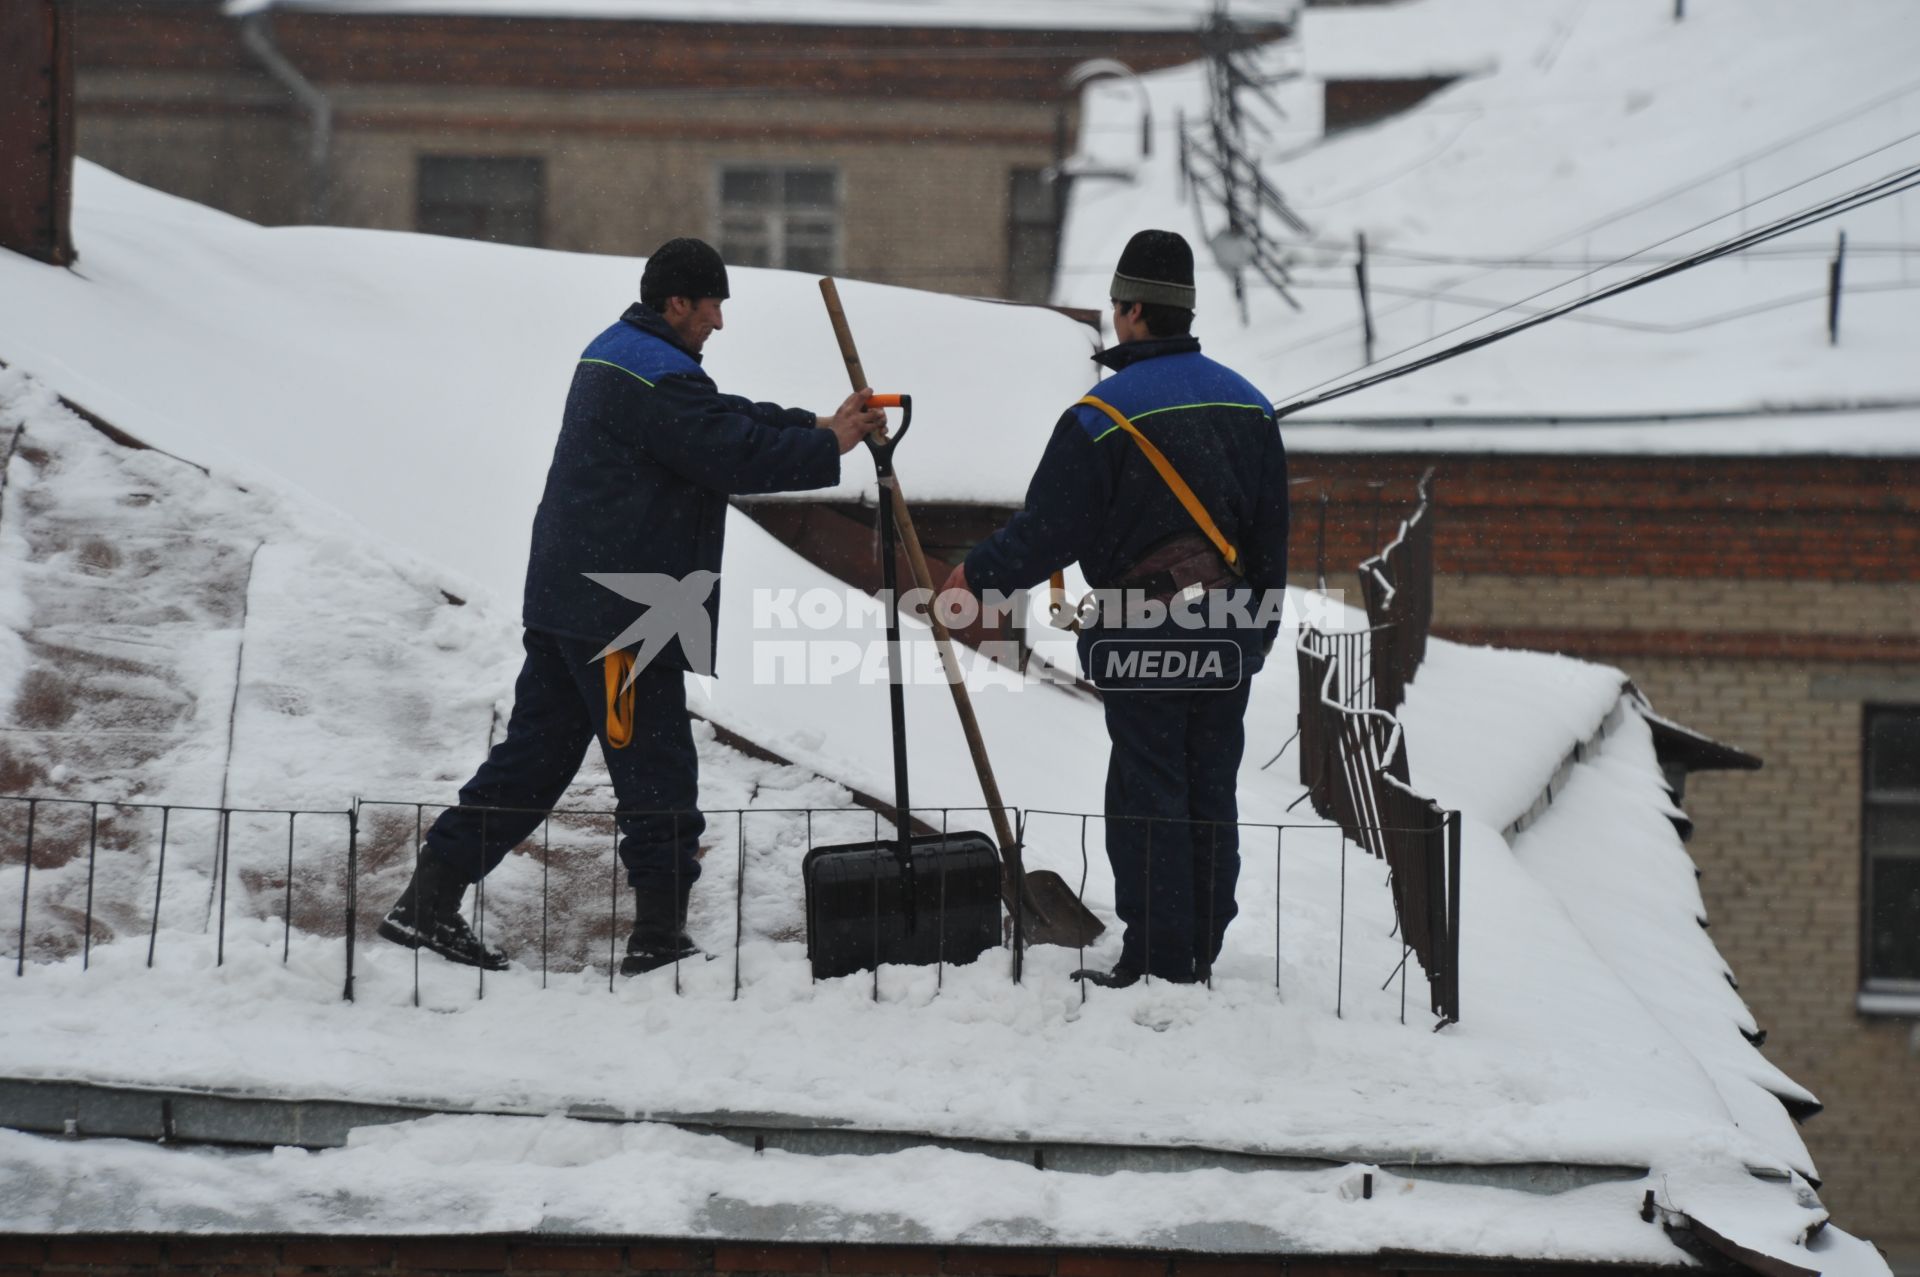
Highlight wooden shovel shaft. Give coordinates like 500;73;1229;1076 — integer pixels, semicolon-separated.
819;278;869;396
887;483;1021;861
816;278;1021;865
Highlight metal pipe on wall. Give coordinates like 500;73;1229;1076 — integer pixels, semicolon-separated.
239;12;332;225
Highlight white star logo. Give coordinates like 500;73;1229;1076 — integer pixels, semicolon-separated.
586;570;721;685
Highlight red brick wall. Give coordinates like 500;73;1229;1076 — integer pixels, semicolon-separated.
69;3;257;72
75;7;1285;101
1322;78;1455;132
0;0;76;265
1287;453;1920;583
0;1236;1667;1277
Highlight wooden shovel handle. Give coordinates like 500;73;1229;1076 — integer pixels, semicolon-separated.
817;278;1022;867
819;278;869;397
889;486;1021;864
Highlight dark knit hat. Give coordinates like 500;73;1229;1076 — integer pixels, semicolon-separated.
1110;229;1195;309
641;237;731;306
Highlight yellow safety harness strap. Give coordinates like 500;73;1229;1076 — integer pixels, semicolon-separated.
604;650;637;750
1079;393;1241;570
1047;393;1243;630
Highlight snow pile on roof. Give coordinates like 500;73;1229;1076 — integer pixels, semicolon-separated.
0;170;1886;1273
222;0;1296;31
1060;0;1920;452
1294;0;1547;80
0;167;1098;521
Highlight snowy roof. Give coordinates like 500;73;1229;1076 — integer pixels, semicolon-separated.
1057;0;1920;445
0;167;1886;1275
223;0;1297;31
1297;0;1534;80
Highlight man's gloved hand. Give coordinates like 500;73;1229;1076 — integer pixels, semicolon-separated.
820;389;888;454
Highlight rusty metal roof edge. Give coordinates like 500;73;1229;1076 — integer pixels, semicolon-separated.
1666;1214;1823;1277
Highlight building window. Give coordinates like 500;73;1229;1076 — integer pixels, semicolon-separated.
716;166;839;274
1864;705;1920;996
416;156;545;248
1007;168;1060;303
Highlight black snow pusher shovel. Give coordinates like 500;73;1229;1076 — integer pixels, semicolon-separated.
816;279;1107;953
803;395;1003;980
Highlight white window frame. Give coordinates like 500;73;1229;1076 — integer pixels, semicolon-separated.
713;163;843;275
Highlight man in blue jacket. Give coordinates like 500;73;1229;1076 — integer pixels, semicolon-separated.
945;230;1288;987
380;238;884;974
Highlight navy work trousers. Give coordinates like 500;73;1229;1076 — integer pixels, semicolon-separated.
423;629;703;894
1102;678;1253;981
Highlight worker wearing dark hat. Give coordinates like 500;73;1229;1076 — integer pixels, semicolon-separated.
381;237;886;976
946;229;1290;987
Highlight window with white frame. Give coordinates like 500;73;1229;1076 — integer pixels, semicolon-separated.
716;166;840;274
1863;705;1920;998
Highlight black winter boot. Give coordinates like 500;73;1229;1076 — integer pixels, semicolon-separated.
1071;962;1142;989
378;854;509;971
621;879;701;976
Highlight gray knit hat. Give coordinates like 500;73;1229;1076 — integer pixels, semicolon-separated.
1110;229;1196;309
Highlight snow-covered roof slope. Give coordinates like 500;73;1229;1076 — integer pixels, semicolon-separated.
1058;0;1920;450
0;170;1883;1273
223;0;1296;30
0;165;1091;524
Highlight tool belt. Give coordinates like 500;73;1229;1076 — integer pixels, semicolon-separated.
1117;531;1240;604
1049;393;1243;633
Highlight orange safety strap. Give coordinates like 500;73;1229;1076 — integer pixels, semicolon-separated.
604;650;636;750
1047;393;1244;631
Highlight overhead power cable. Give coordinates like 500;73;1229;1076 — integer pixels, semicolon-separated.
1286;398;1920;429
1266;75;1920;361
1288;277;1920;335
1270;160;1920;420
1273;122;1920;378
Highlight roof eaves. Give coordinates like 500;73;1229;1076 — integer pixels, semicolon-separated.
1629;687;1764;774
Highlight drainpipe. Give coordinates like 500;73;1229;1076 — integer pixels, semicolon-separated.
239;11;331;223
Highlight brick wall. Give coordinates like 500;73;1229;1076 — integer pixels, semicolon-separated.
1280;451;1919;1259
299;89;1055;281
69;3;1116;287
76;71;300;226
1630;655;1920;1263
0;1236;1680;1277
74;7;1281;101
1287;453;1920;582
68;0;257;73
1322;78;1455;133
0;0;76;265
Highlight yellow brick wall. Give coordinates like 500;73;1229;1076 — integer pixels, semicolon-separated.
1287;569;1920;1258
1634;656;1920;1264
79;78;1063;298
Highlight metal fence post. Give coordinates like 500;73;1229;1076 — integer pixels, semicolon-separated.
342;804;358;1003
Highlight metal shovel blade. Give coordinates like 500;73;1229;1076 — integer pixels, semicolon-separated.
1011;868;1105;948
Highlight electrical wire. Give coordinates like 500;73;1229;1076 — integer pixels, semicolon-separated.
1271;160;1920;420
1273;129;1920;402
1285;276;1920;334
1263;74;1920;360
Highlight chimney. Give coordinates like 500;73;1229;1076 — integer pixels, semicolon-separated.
1;0;76;265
